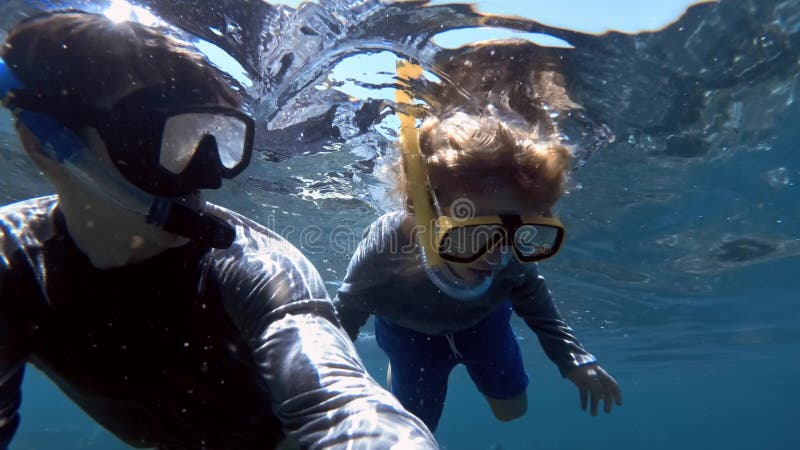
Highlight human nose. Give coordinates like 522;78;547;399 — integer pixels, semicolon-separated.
479;244;512;269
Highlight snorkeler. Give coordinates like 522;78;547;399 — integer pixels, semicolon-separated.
0;11;437;449
334;104;622;431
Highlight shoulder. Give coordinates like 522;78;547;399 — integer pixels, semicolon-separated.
344;211;409;270
206;203;310;262
358;211;406;253
338;211;411;293
0;196;59;267
0;195;59;231
202;203;333;323
0;196;59;307
370;211;405;233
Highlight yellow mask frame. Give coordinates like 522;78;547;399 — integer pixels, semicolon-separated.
434;214;565;264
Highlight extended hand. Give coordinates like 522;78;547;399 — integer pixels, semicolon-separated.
566;364;622;416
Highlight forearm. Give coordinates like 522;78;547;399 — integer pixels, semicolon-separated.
512;272;596;376
258;313;437;449
523;315;597;376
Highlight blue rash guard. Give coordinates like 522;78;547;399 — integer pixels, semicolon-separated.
334;212;597;376
0;197;437;450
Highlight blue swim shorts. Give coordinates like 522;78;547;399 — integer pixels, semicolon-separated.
375;301;529;430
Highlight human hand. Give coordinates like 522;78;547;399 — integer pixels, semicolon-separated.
565;364;622;416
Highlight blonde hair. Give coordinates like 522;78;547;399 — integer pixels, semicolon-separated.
392;40;581;212
395;111;572;210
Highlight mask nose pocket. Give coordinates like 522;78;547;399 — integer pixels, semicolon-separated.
180;134;223;190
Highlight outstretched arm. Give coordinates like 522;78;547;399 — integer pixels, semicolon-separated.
333;214;403;341
258;311;437;449
211;214;437;449
333;233;380;341
510;263;621;414
510;263;597;374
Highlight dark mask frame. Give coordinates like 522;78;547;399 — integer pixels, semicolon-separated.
8;86;255;197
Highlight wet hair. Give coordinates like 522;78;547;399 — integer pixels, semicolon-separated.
394;40;578;211
428;39;580;134
395;111;572;210
1;10;240;109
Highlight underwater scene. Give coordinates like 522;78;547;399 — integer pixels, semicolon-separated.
0;0;798;449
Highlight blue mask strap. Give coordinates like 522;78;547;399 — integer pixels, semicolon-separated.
1;58;84;162
0;58;20;100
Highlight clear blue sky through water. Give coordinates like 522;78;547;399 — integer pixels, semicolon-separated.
189;0;713;101
286;0;711;103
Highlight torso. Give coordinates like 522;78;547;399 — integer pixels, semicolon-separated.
1;197;282;449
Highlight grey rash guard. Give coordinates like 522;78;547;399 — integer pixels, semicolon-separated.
0;197;437;450
334;212;597;376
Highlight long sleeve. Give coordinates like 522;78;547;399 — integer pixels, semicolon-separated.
258;312;437;449
333;226;380;341
510;263;596;376
210;210;437;449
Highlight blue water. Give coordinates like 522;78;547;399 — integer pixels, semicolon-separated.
2;0;800;449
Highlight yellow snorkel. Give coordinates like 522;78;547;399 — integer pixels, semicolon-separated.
395;60;442;268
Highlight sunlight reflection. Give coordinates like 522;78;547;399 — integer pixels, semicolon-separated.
103;0;161;26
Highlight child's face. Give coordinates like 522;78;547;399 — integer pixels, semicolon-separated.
434;180;553;273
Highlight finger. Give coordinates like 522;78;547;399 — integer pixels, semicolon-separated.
603;389;613;413
590;387;600;416
613;383;623;406
597;366;623;407
579;387;588;411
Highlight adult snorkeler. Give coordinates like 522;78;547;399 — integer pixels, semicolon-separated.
333;61;622;431
0;11;436;449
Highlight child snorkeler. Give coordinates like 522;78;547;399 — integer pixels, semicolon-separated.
334;69;622;430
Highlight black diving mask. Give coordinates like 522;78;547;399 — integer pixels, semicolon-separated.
8;85;255;197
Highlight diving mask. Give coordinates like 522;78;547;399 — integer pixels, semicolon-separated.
434;211;565;265
6;83;254;197
1;58;242;248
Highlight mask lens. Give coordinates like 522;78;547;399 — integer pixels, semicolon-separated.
160;113;248;174
514;224;559;259
439;224;505;262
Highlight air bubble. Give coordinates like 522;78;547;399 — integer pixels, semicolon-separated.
766;167;790;188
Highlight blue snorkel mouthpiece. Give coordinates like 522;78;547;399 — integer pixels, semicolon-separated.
0;57;235;248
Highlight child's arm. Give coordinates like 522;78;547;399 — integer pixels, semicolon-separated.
333;288;371;342
333;216;394;341
510;263;622;415
509;263;597;376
